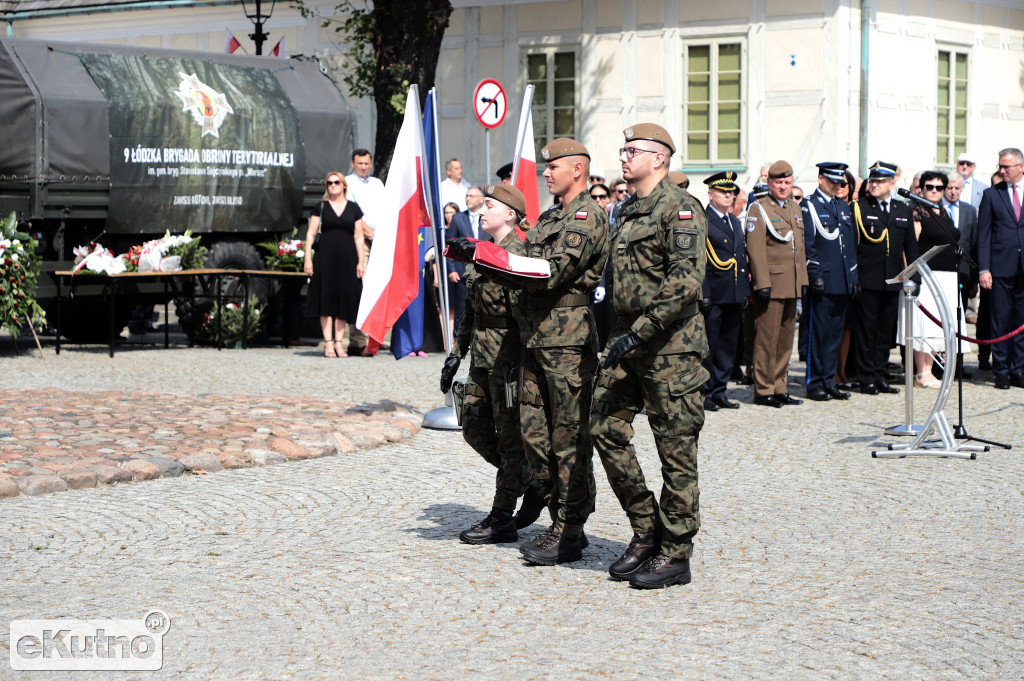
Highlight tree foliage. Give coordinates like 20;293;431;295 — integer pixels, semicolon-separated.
297;0;453;178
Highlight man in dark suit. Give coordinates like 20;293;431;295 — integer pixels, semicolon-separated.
700;171;750;410
802;162;859;400
849;161;920;396
448;186;488;332
978;147;1024;389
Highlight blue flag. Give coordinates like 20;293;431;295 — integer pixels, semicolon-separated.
391;91;441;359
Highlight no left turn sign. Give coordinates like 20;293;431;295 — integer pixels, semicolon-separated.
473;79;507;129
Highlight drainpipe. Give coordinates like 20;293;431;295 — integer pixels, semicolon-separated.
859;0;871;178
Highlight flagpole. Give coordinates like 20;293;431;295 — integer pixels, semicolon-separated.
432;88;454;353
511;84;535;184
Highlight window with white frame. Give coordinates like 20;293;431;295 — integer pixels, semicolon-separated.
524;47;578;163
937;48;968;165
682;39;744;164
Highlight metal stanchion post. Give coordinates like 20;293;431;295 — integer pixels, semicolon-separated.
885;280;923;437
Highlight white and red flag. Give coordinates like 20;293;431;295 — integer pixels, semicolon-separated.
357;85;432;344
511;85;541;227
224;28;243;54
271;37;285;57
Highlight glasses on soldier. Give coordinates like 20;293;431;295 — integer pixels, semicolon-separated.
618;147;658;160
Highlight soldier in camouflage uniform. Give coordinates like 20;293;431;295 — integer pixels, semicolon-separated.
590;124;709;589
439;185;546;544
447;138;609;566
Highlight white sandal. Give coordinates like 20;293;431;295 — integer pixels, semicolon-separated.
915;372;941;388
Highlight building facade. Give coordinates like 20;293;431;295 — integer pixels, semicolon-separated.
4;0;1023;204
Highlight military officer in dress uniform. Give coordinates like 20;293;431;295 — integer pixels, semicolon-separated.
850;161;919;395
699;171;749;410
802;162;860;401
447;138;609;567
590;123;709;589
745;160;808;407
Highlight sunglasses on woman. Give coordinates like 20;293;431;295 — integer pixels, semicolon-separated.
922;183;944;191
327;180;343;186
590;193;608;199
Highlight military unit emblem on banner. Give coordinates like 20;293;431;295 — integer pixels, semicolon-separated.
173;72;233;138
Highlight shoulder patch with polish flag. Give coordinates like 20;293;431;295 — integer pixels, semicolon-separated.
575;210;588;220
678;209;693;220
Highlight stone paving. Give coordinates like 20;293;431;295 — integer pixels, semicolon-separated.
1;341;1022;680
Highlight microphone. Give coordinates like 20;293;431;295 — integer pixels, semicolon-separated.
897;187;940;210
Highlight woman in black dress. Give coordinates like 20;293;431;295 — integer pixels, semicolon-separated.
303;172;366;357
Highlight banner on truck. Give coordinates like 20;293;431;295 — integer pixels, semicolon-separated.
79;54;306;234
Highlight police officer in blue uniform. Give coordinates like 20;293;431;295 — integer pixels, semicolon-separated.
802;162;860;401
699;171;750;410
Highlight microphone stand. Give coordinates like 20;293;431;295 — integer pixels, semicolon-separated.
918;205;1009;449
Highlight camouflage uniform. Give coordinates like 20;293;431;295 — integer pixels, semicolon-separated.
485;190;609;538
590;177;710;560
454;231;532;513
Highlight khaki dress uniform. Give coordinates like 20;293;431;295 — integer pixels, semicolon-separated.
454;230;533;514
590;177;710;561
745;196;808;397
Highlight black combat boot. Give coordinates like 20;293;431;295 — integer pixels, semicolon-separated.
520;530;583;565
459;510;517;545
513;482;546;529
628;553;692;589
608;532;658;581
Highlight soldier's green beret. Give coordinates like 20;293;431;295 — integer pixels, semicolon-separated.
484;183;527;217
768;160;794;179
668;171;690;189
623;123;675;155
540;138;590;162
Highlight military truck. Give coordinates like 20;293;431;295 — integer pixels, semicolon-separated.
0;37;353;340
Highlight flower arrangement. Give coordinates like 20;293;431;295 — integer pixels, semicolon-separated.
73;231;208;275
258;232;306;272
72;242;128;275
0;211;46;337
199;296;264;347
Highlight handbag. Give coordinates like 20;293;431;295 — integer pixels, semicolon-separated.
312;201;323;251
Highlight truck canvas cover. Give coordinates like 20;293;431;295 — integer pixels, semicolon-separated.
0;38;353;234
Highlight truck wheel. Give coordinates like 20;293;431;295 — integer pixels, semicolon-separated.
174;241;269;342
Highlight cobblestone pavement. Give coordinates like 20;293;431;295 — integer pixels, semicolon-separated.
1;344;1022;680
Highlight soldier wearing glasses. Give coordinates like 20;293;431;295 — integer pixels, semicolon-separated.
590;123;709;589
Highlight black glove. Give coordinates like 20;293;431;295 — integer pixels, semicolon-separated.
698;297;712;316
440;354;461;393
850;283;861;299
742;296;750;311
755;287;771;306
603;331;643;369
811;278;825;302
446;237;477;262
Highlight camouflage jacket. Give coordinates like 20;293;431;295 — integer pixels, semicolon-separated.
485;190;609;349
609;176;709;357
455;231;523;369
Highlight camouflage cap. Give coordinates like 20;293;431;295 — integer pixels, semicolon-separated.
484;183;527;216
623;123;675;155
668;171;690;188
768;160;794;179
540;138;590;162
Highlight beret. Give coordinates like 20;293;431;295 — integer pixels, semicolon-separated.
768;160;794;179
484;183;527;216
623;123;675;155
540;138;590;161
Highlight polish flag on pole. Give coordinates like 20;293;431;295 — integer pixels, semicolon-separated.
224;28;244;54
511;84;541;227
357;85;432;344
271;37;285;57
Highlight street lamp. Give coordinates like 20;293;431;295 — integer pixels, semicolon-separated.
240;0;276;56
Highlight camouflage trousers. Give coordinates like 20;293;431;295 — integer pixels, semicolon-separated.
461;366;532;513
519;346;598;537
590;352;707;559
